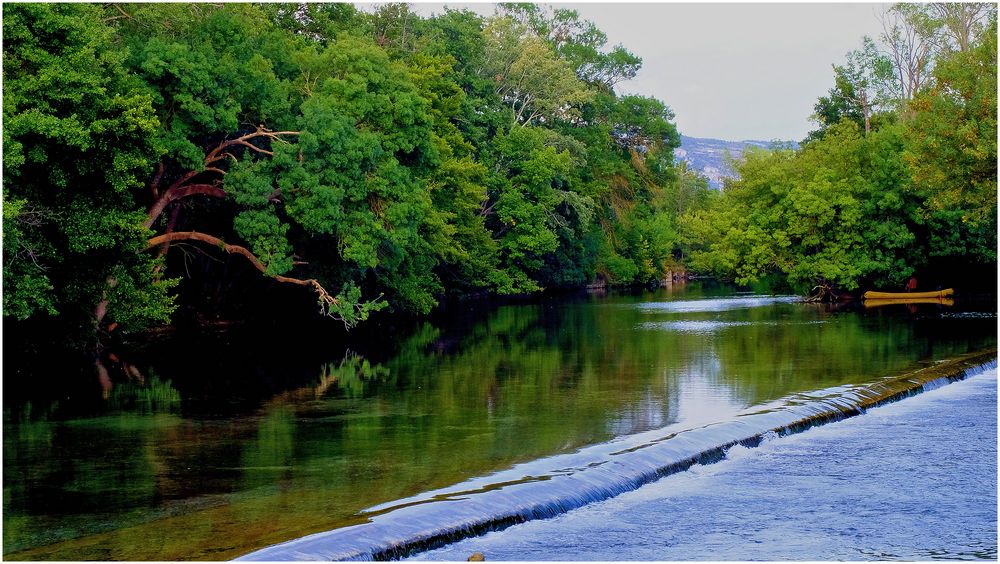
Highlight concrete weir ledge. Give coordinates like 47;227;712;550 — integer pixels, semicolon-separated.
237;349;998;562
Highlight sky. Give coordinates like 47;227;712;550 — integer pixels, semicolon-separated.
406;2;890;142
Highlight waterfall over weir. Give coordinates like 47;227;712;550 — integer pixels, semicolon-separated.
237;351;997;562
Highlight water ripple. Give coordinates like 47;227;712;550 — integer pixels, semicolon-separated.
636;295;800;313
637;320;827;333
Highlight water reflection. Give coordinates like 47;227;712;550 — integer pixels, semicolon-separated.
636;295;801;313
3;285;996;560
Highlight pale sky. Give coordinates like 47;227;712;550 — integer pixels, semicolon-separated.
406;2;890;142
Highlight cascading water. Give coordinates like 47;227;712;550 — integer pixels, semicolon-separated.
237;351;997;561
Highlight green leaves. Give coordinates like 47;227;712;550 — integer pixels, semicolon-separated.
482;17;593;126
2;194;58;320
905;17;997;224
683;125;907;291
487;126;571;292
684;30;997;295
3;4;174;331
4;2;709;334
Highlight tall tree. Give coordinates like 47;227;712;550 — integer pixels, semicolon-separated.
498;4;642;91
880;4;940;104
808;36;898;142
481;16;592;126
904;16;997;244
929;2;997;53
833;36;899;134
3;4;176;333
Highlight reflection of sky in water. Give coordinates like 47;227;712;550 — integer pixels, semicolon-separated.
672;352;743;426
605;389;667;437
605;352;742;439
636;295;800;313
637;320;827;333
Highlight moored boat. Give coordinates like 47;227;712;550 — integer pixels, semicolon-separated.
862;288;954;300
863;297;954;308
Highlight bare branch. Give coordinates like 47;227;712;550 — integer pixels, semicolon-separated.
144;183;226;229
479;200;498;217
145;231;351;321
204;126;299;165
102;4;135;23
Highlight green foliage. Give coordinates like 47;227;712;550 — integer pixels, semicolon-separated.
683;123;924;291
482;16;593;126
607;95;681;153
905;17;997;229
322;282;388;329
0;2;722;337
487;126;569;292
3;4;175;330
807;36;899;141
122;4;292;167
263;3;361;45
684;11;996;292
498;4;642;90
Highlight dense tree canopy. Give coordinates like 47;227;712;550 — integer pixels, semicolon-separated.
689;4;996;295
3;3;176;333
3;2;708;338
3;3;995;338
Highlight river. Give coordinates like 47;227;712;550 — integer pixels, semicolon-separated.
409;367;997;561
3;283;996;560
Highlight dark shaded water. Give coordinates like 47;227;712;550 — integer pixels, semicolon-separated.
3;284;996;560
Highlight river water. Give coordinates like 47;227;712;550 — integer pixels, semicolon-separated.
410;368;998;561
3;284;996;560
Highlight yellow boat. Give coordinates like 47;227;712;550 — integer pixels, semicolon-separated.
864;297;954;308
862;288;954;300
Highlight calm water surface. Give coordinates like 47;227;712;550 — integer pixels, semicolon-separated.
3;284;996;560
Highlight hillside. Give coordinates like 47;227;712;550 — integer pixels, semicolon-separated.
676;135;795;189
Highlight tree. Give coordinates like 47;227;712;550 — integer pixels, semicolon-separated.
805;84;866;143
904;16;997;256
3;4;176;333
485;126;573;292
833;36;899;134
807;37;898;142
264;3;360;45
685;6;996;295
481;16;592;126
498;4;642;91
681;122;922;293
880;4;940;104
928;2;997;53
5;2;706;339
606;95;680;153
122;8;442;326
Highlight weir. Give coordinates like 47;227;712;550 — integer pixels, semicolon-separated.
236;350;997;562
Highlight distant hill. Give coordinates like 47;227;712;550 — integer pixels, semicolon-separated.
675;135;797;190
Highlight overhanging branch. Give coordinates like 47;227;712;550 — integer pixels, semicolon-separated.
144;231;367;325
144;184;226;229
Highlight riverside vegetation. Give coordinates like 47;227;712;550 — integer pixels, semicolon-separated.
3;3;996;341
